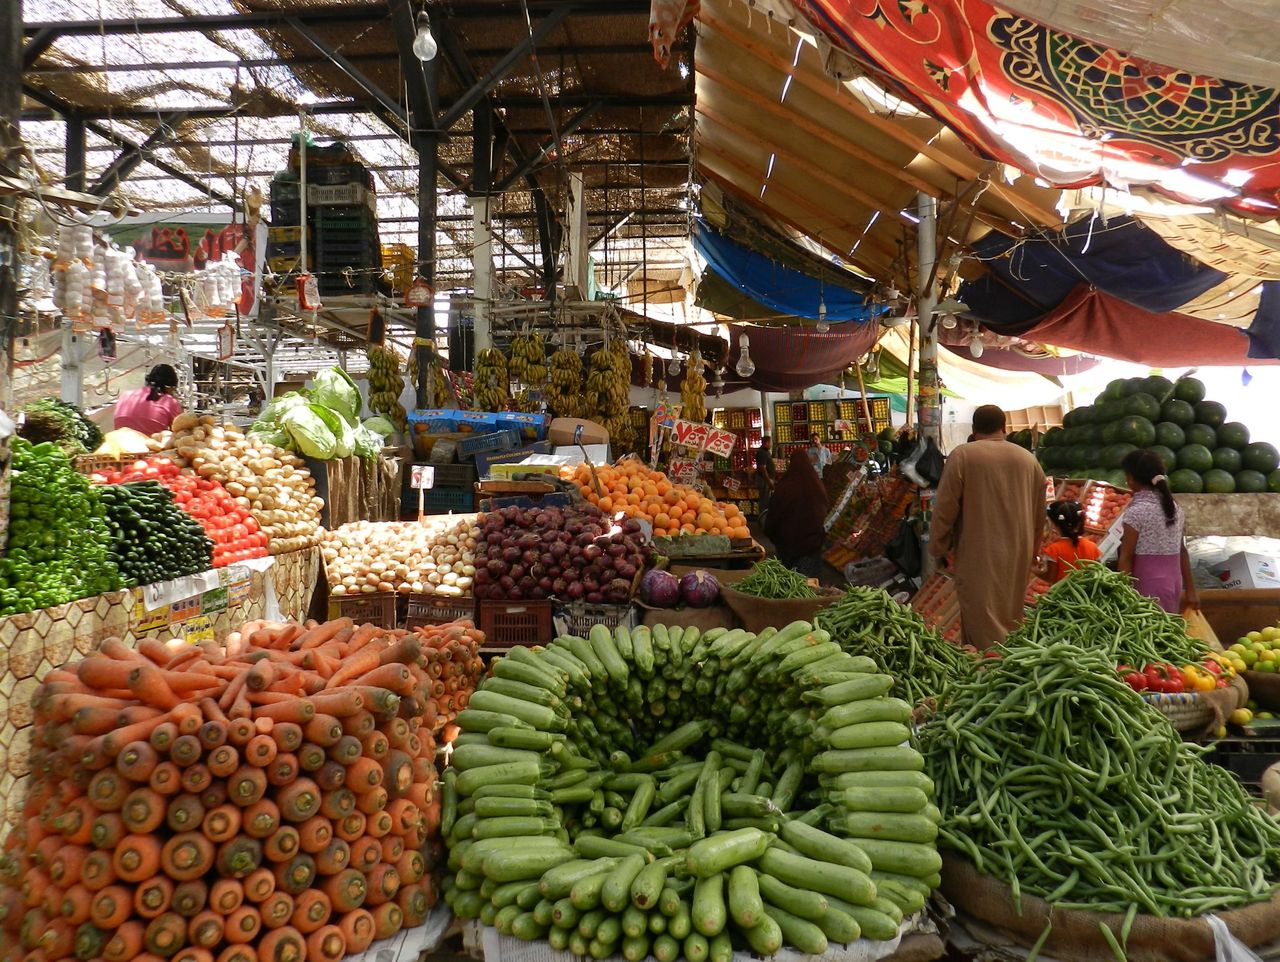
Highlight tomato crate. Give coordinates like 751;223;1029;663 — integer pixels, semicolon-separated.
477;598;555;652
406;594;475;630
328;591;397;628
459;429;522;458
554;602;638;639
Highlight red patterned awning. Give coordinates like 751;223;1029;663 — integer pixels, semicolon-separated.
797;0;1280;216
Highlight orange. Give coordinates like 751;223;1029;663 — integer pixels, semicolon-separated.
599;497;613;512
681;523;696;534
654;513;670;529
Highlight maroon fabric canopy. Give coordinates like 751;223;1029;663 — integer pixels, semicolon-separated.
726;322;881;391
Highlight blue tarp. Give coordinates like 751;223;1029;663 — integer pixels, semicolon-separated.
1247;281;1280;360
958;215;1228;334
693;219;880;323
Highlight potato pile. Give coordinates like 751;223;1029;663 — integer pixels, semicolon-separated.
323;517;481;597
171;413;324;554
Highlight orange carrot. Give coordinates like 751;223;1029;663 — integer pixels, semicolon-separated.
136;638;174;665
162;670;224;696
349;837;381;874
315;762;346;792
160;833;214;882
296;618;353;650
170;734;203;768
358;788;389;818
254;699;315;724
257;924;306;962
379;836;404;864
103;920;145;962
166;794;206;834
172;879;208;918
116;741;159;781
207;744;239;779
246;660;275;693
215;837;263;879
227;767;268;807
198;697;227;724
244;867;275;903
127;666;181;710
219;673;249;713
210;878;244;915
296;742;327;774
335;812;366;843
121;788;166;834
174;949;214;962
266;752;298;788
150;721;179;753
197;720;228;751
360;730;390;761
384;799;419;836
81;850;116;892
371;901;403;938
270;723;303;753
243;800;281;841
272;854;316;896
397;879;432;925
277;779;321;823
315;839;351;877
100;638;148;662
113;835;161;883
49;845;87;886
119;705;167;726
202;804;242;844
244;734;278;768
297;817;332;855
306;924;346;962
96;711;175;759
289;890;331;934
171;702;204;735
319;789;355;821
77;658;136;690
309;690;364;718
344;758;383;794
72;706;129;735
395;850;425;885
263;825;300;863
58;882;90;924
90;885;133;927
144;912;188;956
87;770;128;812
149;761;182;796
260;891;294;930
324;650;380;691
339;909;375;953
134;875;174;919
89;812;126;851
224;905;262;944
216;946;257;962
349;663;416;696
187;909;225;948
180;763;213;796
364;864;400;907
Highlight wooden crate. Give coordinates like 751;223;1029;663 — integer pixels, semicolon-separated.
405;595;475;631
328;591;397;628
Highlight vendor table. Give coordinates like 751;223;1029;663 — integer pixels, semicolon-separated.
0;546;321;838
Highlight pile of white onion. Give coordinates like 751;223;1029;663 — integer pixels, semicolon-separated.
171;413;324;554
322;516;480;597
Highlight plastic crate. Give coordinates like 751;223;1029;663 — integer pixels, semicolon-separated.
459;429;522;458
268;226;303;243
406;594;475;630
383;243;415;292
308;183;377;210
75;454;128;477
792;402;808;421
413;486;474;516
775;403;791;424
328;591;397;628
808;401;825;421
425;463;476;487
477;598;555;651
1207;737;1280;795
554;602;638;639
308;163;370;186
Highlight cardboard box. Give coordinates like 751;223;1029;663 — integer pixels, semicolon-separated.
497;412;551;442
548;417;609;447
487;456;573;481
458;411;500;432
474;441;554;479
1214;551;1280;591
409;409;462;432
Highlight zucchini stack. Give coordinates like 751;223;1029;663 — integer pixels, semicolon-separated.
442;621;941;961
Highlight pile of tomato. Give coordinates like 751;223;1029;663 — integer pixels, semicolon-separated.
1119;657;1231;694
93;457;269;567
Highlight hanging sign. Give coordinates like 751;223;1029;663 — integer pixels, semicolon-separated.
297;274;322;311
411;465;436;489
669;458;700;485
724;476;743;492
217;321;235;360
405;278;433;308
668;419;737;458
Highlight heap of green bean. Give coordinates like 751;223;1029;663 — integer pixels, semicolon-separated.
1006;562;1207;667
733;558;817;599
918;640;1280;924
816;588;971;705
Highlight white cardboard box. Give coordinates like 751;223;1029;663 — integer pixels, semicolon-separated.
1214;551;1280;590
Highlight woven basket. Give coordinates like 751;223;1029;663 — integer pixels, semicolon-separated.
1141;691;1214;732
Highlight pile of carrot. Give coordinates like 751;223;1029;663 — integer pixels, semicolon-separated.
0;616;484;962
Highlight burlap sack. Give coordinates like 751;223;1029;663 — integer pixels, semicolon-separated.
942;854;1280;962
640;603;740;633
718;584;843;635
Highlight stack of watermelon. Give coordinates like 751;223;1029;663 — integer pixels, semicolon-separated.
1037;375;1280;494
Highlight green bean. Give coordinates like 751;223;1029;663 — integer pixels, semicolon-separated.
733;558;817;599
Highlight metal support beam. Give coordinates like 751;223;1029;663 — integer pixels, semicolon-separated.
472;107;493;196
1;0;19;403
531;190;557;296
494;101;603;190
391;0;438;124
914;192;939;441
472;197;494;353
286;17;407;125
65;115;86;192
436;7;571;131
89;111;187;196
588;211;633;251
23;27;57;68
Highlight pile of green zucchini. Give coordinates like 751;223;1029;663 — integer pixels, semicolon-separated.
442;621;942;961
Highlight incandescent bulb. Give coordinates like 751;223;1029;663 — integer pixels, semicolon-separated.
816;298;829;333
940;313;957;329
969;335;984;358
667;356;681;376
735;334;755;377
412;11;438;61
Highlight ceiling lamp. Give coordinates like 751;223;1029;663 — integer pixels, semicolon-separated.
940;313;958;330
931;296;969;315
969;335;985;358
815;296;830;333
412;9;438;61
735;333;755;378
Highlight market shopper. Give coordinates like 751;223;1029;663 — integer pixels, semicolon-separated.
807;433;832;475
1117;449;1199;613
1040;500;1101;583
114;363;183;434
764;448;828;577
755;434;777;515
929;405;1046;649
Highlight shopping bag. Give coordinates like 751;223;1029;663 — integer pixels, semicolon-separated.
1184;606;1222;651
1209;914;1265;962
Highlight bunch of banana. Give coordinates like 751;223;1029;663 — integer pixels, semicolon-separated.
365;344;408;431
474;347;510;412
681;348;709;423
545;348;582;418
509;332;547;412
403;344;452;408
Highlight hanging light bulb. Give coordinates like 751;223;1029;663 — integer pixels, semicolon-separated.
412;9;438;61
735;333;755;378
940;313;958;330
667;355;681;376
816;297;829;333
969;335;984;358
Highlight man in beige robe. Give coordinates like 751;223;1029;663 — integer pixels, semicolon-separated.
929;405;1046;649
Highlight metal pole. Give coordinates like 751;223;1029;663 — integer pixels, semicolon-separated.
414;129;438;407
298;111;309;275
915;191;940;443
759;390;772;434
60;319;83;406
0;0;19;405
472;196;493;353
65;115;86;191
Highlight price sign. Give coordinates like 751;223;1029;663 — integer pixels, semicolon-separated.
669;458;699;485
180;616;215;646
411;465;436;489
405;278;434;307
668;419;739;458
834;419;854;434
724;476;742;492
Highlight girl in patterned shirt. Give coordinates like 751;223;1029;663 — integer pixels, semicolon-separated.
1117;449;1199;613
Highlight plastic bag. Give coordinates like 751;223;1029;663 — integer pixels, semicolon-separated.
916;437;945;487
900;438;928;487
1209;914;1264;962
886;518;922;577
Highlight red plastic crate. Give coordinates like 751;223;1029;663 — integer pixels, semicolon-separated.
406;595;475;630
328;592;397;628
477;599;555;652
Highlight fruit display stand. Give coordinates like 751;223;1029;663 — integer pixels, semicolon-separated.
709;407;764;519
824;475;917;570
0;546;320;834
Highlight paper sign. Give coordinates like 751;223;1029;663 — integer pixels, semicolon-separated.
202;587;229;615
835;419;854;434
228;578;252;607
669;458;699;484
170;596;202;624
411;465;436;489
133;600;170;633
668;419;737;458
180;615;215;646
724;476;742;492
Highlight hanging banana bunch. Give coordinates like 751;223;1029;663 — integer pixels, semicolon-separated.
404;343;452;408
546;348;582;418
681;348;708;423
365;344;408;431
474;347;510;412
509;331;547;413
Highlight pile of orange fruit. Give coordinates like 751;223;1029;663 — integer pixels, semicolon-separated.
563;461;751;539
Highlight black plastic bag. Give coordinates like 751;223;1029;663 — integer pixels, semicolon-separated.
886;518;922;577
916;437;945;487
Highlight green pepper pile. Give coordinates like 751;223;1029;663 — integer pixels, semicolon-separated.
732;558;816;599
1006;562;1207;667
816;587;972;705
0;439;121;614
19;398;102;455
919;639;1280;924
99;482;213;587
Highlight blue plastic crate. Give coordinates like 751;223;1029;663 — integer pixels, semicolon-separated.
407;486;474;516
459;429;522;458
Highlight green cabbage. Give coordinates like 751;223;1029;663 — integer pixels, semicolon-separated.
311;367;361;425
249;422;292;449
354;425;384;460
363;415;396;437
280;405;337;459
308;403;353;458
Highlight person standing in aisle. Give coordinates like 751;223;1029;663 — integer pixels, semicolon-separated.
1117;449;1199;613
764;449;829;577
929;405;1046;649
1040;500;1101;583
114;363;183;434
808;432;832;476
755;434;777;516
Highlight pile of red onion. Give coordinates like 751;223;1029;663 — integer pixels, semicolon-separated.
472;503;654;604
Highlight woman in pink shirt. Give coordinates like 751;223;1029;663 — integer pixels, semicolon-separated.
114;364;183;435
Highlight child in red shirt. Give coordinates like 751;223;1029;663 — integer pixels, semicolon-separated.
1040;500;1101;583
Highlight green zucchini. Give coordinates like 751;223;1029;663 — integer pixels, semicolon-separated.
843;838;942;877
727;865;763;928
602;854;647;913
755;872;828;921
831;786;929;814
482;845;575;883
685;828;771;878
741;911;783;955
810;746;924;775
831;812;938;843
779;819;873;874
758;847;875;907
691;873;727;937
764;903;828;956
